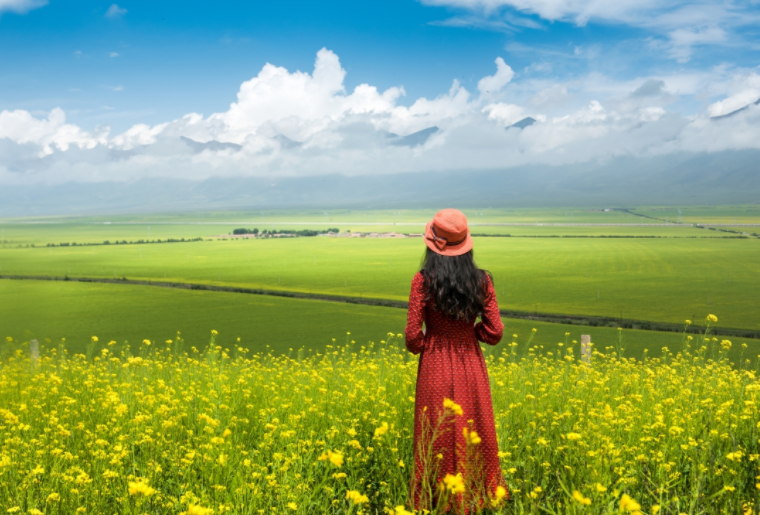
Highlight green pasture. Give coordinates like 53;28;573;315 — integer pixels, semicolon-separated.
1;236;758;330
3;279;753;361
0;221;720;246
632;205;760;224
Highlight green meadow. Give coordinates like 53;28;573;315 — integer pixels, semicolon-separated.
2;206;758;362
2;279;751;361
1;236;758;330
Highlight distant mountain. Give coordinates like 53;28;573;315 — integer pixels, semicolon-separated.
1;149;758;217
389;127;439;147
509;117;537;129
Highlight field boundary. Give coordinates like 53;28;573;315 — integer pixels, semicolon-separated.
2;273;759;340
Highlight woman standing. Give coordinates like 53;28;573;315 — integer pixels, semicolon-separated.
405;208;507;512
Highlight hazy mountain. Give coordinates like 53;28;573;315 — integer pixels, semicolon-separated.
1;149;758;217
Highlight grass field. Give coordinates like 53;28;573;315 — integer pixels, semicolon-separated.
1;330;758;514
632;205;760;225
1;280;757;361
0;221;720;247
1;235;758;331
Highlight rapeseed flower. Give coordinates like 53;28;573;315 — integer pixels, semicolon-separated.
318;450;344;467
572;490;591;505
443;473;465;494
128;481;156;496
346;490;369;504
443;397;463;416
619;494;641;512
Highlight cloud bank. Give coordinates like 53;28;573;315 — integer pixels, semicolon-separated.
1;48;759;184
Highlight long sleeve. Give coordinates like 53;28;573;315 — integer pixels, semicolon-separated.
404;272;427;355
475;276;503;345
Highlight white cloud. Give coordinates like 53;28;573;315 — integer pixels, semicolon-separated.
105;3;127;18
422;0;760;62
1;48;760;183
109;52;119;58
0;0;46;15
708;72;760;117
477;57;515;96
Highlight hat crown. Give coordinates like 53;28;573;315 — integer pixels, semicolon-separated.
431;209;469;241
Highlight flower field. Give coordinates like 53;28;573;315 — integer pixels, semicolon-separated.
1;320;759;514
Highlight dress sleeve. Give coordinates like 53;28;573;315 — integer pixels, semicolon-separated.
475;275;504;345
404;272;427;355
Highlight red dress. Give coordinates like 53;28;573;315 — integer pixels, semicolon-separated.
405;271;506;510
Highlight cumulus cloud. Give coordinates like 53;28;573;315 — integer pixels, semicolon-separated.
1;48;760;184
0;0;46;15
477;57;514;96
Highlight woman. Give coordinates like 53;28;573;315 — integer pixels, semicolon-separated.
405;208;507;512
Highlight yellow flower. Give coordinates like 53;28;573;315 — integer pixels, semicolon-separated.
652;506;661;514
572;490;591;505
91;336;98;342
346;490;369;505
443;398;463;416
165;340;173;344
566;432;582;441
707;314;718;322
318;450;344;467
619;494;641;512
595;483;607;493
7;507;20;513
463;427;482;445
4;336;11;343
211;330;218;335
394;506;414;515
187;505;214;515
443;473;465;494
332;472;347;479
724;485;736;492
286;502;298;511
398;460;405;468
128;481;156;496
28;510;43;515
46;493;60;503
222;428;232;438
374;421;389;437
720;340;732;350
142;339;151;346
685;320;692;325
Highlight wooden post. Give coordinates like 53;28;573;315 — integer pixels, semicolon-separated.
30;339;39;363
581;335;591;364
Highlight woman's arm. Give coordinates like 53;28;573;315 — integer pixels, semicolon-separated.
475;275;504;345
404;272;427;354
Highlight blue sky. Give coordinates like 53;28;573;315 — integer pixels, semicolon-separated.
1;0;759;183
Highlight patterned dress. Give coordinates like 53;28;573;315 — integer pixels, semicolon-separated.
404;271;506;510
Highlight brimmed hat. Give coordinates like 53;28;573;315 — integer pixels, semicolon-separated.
424;208;473;257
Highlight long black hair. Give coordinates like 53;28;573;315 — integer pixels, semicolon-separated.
420;247;491;320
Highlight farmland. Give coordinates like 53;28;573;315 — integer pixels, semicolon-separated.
1;328;758;514
3;279;749;360
2;206;760;515
1;233;758;331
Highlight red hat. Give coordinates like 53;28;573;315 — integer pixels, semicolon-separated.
424;209;473;257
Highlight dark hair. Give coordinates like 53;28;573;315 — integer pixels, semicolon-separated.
420;247;491;320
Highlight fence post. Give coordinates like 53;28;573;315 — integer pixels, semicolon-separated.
30;339;39;364
581;335;591;364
